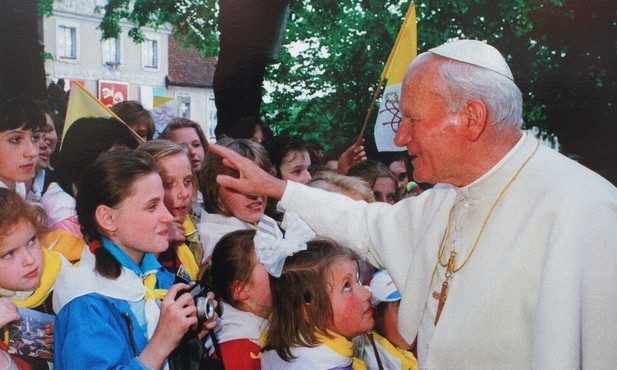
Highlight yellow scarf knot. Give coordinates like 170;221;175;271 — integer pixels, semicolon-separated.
143;273;167;300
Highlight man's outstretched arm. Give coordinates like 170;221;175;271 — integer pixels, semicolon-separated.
209;144;287;199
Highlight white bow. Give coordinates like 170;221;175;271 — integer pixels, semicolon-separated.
254;212;316;277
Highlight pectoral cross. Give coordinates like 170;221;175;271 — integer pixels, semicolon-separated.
432;251;456;325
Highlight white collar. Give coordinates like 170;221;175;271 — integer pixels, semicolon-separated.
456;132;537;201
215;301;268;345
0;180;27;199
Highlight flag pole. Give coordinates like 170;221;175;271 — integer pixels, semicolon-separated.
357;78;386;143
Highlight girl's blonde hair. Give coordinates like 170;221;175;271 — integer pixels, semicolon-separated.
308;170;375;202
198;138;274;216
264;239;359;361
136;140;197;217
136;139;188;161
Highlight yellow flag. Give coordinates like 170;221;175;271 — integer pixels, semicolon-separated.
380;3;417;86
61;82;142;146
375;3;417;152
153;95;174;107
62;82;117;141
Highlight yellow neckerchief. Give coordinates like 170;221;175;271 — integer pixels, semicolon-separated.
3;247;63;345
143;273;168;300
183;216;203;263
372;331;418;370
176;244;200;281
315;330;367;370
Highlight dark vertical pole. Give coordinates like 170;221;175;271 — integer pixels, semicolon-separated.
0;0;48;99
214;0;290;139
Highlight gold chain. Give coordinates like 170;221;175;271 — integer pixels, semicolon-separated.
436;139;541;274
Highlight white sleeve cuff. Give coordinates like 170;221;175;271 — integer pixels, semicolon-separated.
277;180;296;212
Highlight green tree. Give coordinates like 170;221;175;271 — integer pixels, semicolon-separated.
265;0;411;150
266;0;617;185
527;0;617;181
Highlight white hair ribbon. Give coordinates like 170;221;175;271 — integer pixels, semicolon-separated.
254;212;316;277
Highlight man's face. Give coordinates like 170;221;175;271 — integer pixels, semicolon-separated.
394;61;468;185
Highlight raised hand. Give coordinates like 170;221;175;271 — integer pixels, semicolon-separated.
168;217;186;247
337;138;367;175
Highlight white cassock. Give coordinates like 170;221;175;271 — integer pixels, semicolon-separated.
278;132;617;369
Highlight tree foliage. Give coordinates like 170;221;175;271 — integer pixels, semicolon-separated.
265;0;410;149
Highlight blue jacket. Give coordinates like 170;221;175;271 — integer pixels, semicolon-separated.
54;293;150;369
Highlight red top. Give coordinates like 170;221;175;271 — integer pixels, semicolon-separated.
216;338;262;370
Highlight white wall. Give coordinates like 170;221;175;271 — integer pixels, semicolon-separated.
43;0;170;100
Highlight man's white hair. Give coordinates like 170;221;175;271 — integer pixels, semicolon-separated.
408;52;524;130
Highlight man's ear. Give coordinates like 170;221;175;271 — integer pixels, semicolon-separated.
95;205;117;235
464;99;488;141
231;279;250;302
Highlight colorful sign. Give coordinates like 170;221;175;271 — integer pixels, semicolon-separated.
98;80;129;108
150;96;179;137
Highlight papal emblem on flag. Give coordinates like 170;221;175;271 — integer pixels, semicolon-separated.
374;3;417;152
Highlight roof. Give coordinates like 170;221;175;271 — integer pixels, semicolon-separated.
167;37;216;88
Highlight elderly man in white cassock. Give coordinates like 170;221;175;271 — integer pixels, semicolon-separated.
209;40;617;368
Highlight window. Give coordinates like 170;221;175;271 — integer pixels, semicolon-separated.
143;38;158;69
102;38;121;65
207;93;217;142
178;95;191;118
58;25;77;60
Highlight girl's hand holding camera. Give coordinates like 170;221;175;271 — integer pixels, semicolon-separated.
158;283;198;345
139;283;197;368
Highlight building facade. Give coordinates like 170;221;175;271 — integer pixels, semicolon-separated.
42;0;216;140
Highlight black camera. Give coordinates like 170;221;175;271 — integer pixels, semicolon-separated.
176;280;215;325
169;280;222;370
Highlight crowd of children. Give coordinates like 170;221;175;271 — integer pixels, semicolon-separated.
0;92;423;369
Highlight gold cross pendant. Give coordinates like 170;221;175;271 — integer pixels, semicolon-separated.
432;251;456;325
432;280;449;325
